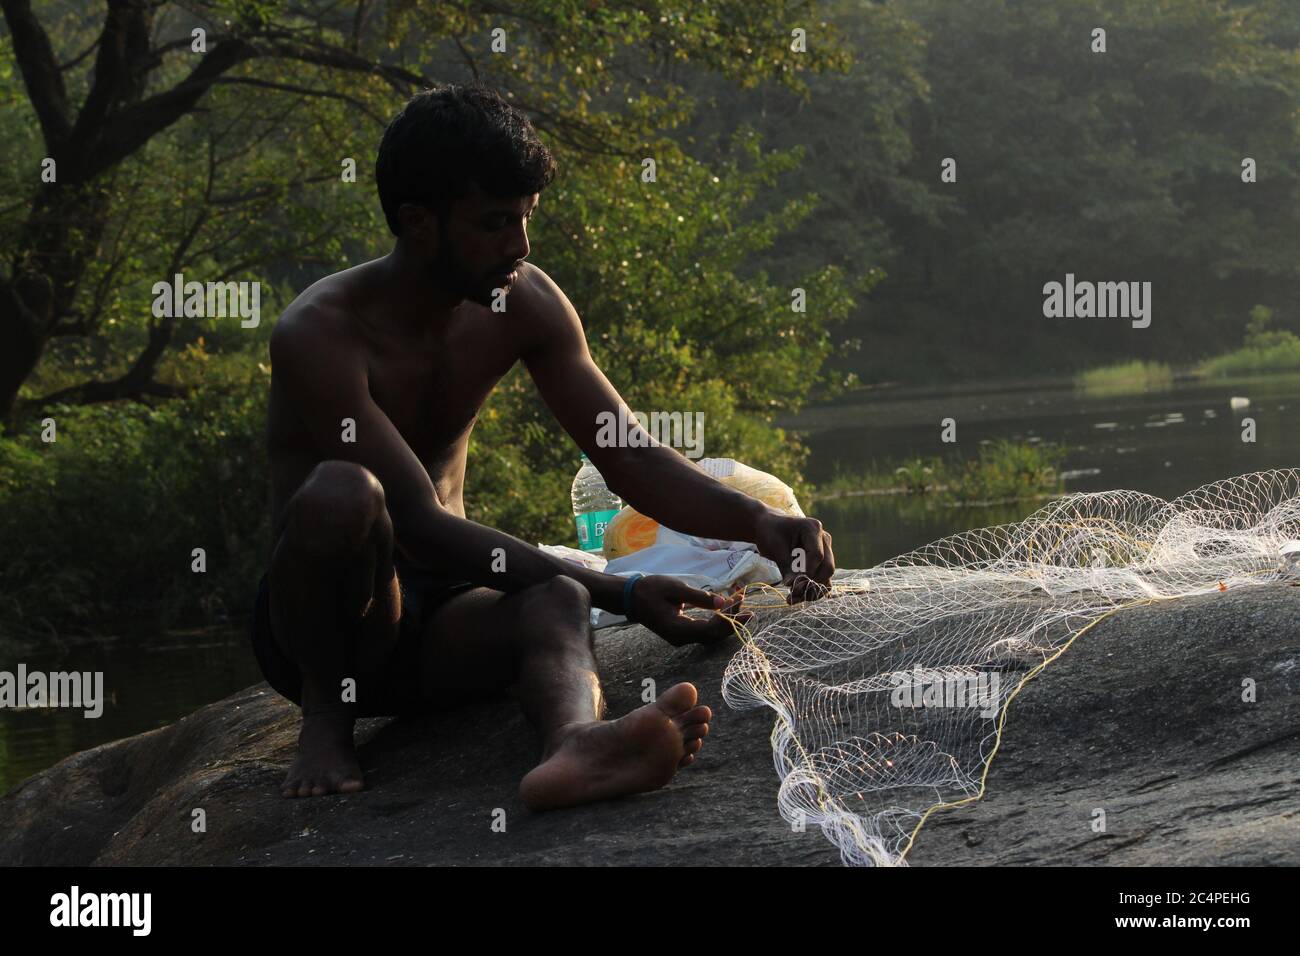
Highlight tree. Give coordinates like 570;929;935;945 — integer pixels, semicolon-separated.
884;0;1300;378
0;0;852;429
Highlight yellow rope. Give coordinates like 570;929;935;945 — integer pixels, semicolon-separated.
896;594;1171;862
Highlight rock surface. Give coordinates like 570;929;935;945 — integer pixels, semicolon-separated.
2;584;1297;866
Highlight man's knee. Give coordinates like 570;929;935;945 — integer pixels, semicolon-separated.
537;574;593;614
285;460;390;560
515;575;593;650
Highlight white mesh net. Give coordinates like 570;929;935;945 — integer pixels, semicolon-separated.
721;469;1300;866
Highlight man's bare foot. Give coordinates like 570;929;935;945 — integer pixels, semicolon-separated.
281;711;365;798
519;682;712;811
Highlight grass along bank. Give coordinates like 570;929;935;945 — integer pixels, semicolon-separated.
1075;306;1300;394
810;439;1066;506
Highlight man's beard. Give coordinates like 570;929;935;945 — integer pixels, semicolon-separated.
425;247;499;306
425;249;474;302
424;217;500;306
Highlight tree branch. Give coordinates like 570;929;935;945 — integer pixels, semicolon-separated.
452;34;480;82
0;0;74;147
28;375;192;410
58;36;101;72
351;0;374;53
71;0;154;147
210;75;388;124
81;34;258;181
83;28;431;182
208;172;336;208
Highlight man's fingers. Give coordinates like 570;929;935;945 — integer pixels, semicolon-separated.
670;580;725;610
666;601;749;645
788;574;828;604
789;575;811;604
698;609;744;643
788;526;834;604
816;529;836;585
802;530;834;587
799;523;827;579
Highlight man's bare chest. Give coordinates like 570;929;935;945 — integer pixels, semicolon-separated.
363;327;520;455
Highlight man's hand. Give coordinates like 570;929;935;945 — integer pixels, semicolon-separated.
629;576;752;647
752;510;836;603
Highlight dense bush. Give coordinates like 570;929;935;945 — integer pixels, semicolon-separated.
0;360;271;640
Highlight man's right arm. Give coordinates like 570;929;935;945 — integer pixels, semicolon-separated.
269;305;628;612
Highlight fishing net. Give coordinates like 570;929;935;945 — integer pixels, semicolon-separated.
721;469;1300;866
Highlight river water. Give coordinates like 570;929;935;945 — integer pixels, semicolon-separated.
797;373;1300;566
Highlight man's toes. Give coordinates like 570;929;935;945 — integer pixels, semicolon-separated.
675;704;711;728
678;753;696;768
655;682;698;715
683;737;704;756
281;782;300;799
682;722;709;740
328;769;363;794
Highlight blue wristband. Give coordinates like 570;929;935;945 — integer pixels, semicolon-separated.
623;573;646;621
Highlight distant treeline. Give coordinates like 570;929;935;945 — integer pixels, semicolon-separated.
678;0;1300;385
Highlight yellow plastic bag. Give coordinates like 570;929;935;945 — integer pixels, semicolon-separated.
602;458;804;560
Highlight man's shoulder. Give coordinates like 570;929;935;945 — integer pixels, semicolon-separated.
274;260;376;339
276;260;378;337
269;284;361;373
511;262;581;333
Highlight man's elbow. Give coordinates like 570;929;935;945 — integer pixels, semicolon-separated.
388;497;453;562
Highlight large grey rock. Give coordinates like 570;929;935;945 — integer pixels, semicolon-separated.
1;584;1296;866
905;582;1300;866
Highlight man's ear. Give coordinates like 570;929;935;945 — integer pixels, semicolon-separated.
397;203;438;248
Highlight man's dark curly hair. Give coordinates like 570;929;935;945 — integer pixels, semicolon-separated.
375;84;557;237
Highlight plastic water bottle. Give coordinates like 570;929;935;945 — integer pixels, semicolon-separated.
572;453;622;553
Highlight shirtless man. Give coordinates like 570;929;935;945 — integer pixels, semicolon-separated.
249;83;835;809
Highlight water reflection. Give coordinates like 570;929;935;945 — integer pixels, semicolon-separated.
0;628;263;795
797;374;1300;513
814;495;1039;570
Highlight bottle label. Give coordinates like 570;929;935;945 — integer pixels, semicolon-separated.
575;509;620;553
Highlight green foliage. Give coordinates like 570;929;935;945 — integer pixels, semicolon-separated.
890;457;940;495
952;439;1065;505
811;440;1065;504
0;364;271;639
704;0;1300;385
1199;338;1300;377
1075;359;1175;395
0;1;865;636
1199;303;1300;376
463;120;866;541
1243;304;1293;350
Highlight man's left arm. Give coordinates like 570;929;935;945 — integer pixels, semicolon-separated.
517;265;835;599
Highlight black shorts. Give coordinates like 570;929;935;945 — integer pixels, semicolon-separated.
249;551;478;715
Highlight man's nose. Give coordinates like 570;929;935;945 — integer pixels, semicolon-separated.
506;221;530;263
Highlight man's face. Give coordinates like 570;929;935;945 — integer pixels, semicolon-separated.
403;185;538;306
